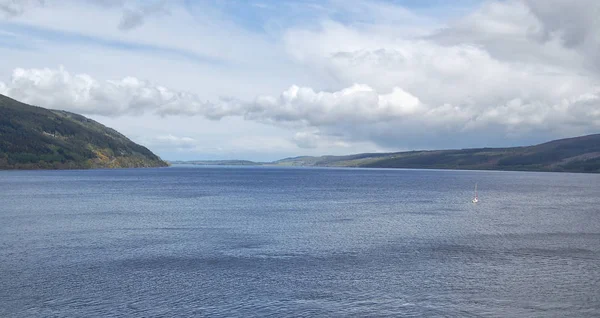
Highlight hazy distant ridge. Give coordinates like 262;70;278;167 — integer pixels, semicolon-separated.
177;134;600;173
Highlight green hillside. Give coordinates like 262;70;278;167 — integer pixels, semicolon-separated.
0;94;168;170
273;134;600;173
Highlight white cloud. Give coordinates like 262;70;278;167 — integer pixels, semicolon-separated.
0;0;43;18
153;134;196;148
1;0;287;67
2;61;599;150
524;0;600;74
0;0;170;31
248;84;422;126
293;129;354;149
0;66;423;123
0;66;243;117
293;131;320;149
275;1;600;146
2;0;600;159
118;1;169;31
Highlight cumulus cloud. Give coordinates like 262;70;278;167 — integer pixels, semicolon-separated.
1;62;599;149
0;66;242;117
277;1;600;146
432;0;600;76
0;66;423;123
2;0;600;152
525;0;600;48
248;84;422;126
524;0;600;73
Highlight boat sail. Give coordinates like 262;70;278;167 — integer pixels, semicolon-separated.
472;183;479;203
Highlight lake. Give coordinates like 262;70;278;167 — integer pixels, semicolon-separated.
1;166;599;317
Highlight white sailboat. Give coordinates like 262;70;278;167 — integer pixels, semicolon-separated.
472;183;479;203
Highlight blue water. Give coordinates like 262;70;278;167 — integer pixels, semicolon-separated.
1;166;599;317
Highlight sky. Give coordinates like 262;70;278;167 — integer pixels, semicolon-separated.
0;0;599;161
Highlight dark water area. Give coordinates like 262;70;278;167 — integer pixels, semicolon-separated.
1;166;599;317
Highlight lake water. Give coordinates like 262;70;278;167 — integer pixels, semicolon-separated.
1;166;599;317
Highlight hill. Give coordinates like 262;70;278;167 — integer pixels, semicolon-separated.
0;94;168;170
274;134;600;173
168;160;261;166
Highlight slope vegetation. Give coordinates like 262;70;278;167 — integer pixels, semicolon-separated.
0;94;168;170
275;134;600;173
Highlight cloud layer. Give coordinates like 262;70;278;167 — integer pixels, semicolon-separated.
0;66;239;117
118;0;169;31
2;61;598;149
0;0;43;18
1;0;600;154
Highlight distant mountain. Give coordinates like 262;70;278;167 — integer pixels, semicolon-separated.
176;134;600;173
168;160;261;166
274;134;600;173
0;94;168;170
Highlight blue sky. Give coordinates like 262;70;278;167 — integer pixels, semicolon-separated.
0;0;599;161
1;0;482;59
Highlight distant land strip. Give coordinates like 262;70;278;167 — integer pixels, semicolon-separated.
171;133;600;173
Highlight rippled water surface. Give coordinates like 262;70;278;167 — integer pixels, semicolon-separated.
1;166;600;317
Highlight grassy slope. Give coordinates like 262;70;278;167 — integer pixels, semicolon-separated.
0;94;168;170
274;134;600;173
